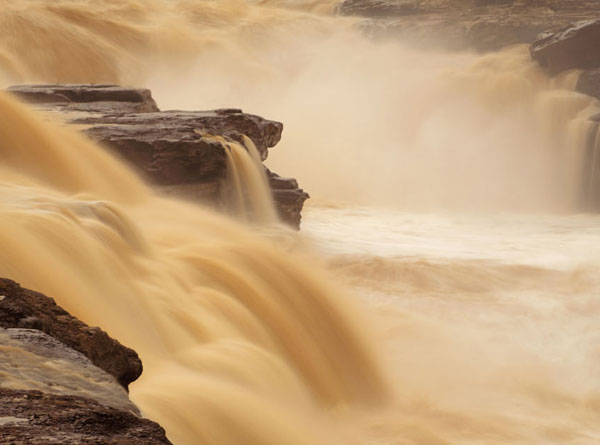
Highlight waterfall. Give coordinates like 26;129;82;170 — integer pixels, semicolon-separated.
584;120;600;210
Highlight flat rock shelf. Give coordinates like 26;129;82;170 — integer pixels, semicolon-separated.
7;84;310;229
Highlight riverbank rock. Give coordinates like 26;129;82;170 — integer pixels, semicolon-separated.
338;0;600;52
530;20;600;75
0;278;142;389
6;84;309;228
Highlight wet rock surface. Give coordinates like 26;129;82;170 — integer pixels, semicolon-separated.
338;0;600;52
0;278;142;389
0;281;172;444
7;84;308;228
531;20;600;75
0;328;139;414
0;388;171;444
267;170;310;229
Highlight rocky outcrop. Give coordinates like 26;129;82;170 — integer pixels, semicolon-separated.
0;278;142;389
0;280;171;444
530;20;600;75
0;388;170;444
267;170;310;229
338;0;600;52
79;109;282;181
7;84;309;228
78;109;283;162
576;69;600;100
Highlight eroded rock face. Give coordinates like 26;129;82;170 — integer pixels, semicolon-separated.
267;170;310;229
0;278;142;389
78;109;282;163
338;0;600;52
7;85;309;228
0;388;171;444
531;19;600;75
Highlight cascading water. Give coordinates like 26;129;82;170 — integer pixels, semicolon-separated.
0;92;388;444
1;1;600;444
222;135;279;224
585;121;600;209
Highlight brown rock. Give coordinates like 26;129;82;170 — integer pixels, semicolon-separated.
0;278;142;389
267;170;310;229
576;69;600;100
531;19;600;75
338;0;600;52
6;84;159;114
79;109;283;171
0;328;140;414
7;84;309;228
0;388;171;444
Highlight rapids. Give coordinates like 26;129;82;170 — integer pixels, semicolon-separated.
1;0;600;444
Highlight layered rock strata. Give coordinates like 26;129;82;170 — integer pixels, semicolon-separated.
7;84;309;228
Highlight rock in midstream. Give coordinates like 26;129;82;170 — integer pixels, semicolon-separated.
6;84;309;228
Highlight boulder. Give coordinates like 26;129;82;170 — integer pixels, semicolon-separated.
576;69;600;100
531;19;600;75
0;388;171;444
7;85;309;228
0;278;142;389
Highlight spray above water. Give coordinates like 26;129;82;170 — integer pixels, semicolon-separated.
1;0;599;210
